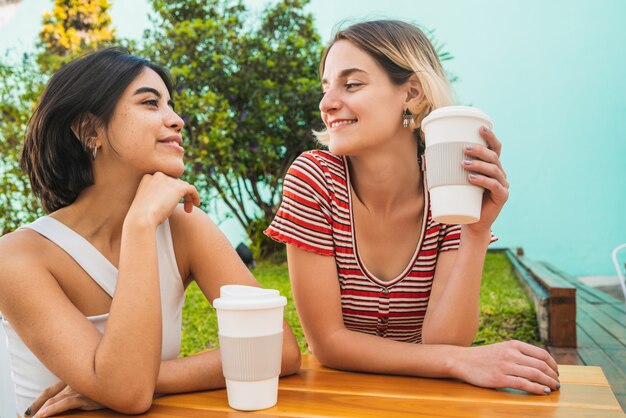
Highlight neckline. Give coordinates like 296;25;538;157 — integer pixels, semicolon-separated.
37;216;120;273
344;156;429;287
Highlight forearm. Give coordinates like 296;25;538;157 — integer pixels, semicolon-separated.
315;328;462;378
422;229;491;345
156;350;225;394
156;323;300;394
91;219;162;408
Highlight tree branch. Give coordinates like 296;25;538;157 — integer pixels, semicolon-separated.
204;174;249;230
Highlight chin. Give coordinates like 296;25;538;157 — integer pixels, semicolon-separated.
328;138;351;156
158;162;185;178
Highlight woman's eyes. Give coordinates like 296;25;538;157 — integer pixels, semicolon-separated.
320;83;363;96
345;82;363;90
143;99;159;107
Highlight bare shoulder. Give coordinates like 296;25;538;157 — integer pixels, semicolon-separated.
0;228;51;277
0;228;57;310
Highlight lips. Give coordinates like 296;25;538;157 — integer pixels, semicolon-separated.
328;119;357;129
158;135;183;146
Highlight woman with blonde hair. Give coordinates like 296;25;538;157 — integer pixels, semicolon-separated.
266;20;559;394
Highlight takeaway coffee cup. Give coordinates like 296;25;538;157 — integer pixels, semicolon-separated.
213;285;287;411
421;106;493;224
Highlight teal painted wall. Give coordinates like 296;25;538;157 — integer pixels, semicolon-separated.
304;0;626;277
1;0;624;276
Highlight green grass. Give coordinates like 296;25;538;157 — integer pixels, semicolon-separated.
476;252;540;346
180;252;539;356
179;261;306;357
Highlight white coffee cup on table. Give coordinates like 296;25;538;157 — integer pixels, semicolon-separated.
421;105;493;224
213;285;286;411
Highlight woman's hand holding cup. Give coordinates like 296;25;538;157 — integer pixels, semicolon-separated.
462;126;509;235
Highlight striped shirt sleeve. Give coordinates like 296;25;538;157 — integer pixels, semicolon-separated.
439;224;499;252
264;152;335;256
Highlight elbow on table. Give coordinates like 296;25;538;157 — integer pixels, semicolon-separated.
308;338;344;370
93;374;156;415
281;342;302;376
106;387;154;415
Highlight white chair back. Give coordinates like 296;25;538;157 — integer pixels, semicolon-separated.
611;243;626;302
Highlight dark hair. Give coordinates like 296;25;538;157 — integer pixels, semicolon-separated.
20;47;173;213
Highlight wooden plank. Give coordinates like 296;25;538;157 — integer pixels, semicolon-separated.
577;326;626;410
600;303;626;323
543;262;622;305
154;385;624;418
517;257;576;292
579;304;626;347
578;311;624;349
301;357;610;387
556;365;611;385
55;404;269;418
510;254;577;347
505;251;551;344
548;346;583;365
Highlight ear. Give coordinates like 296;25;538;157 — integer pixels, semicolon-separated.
70;113;102;148
405;73;424;107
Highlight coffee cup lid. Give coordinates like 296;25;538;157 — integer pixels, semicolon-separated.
421;105;493;130
213;285;287;310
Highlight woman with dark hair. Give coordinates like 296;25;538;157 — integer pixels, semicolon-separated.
266;20;559;395
0;47;300;417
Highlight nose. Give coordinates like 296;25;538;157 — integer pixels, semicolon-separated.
319;87;341;114
166;107;185;133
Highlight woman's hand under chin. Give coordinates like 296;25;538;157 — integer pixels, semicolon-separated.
461;126;509;236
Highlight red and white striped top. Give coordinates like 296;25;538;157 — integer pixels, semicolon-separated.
266;150;488;343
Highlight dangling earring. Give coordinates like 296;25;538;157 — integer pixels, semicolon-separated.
92;145;98;160
402;108;414;128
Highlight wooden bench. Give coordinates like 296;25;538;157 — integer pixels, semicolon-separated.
504;248;577;347
503;248;626;410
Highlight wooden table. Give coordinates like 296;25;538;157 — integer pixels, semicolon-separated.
59;355;624;417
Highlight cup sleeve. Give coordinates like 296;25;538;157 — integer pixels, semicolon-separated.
264;154;335;256
439;224;498;252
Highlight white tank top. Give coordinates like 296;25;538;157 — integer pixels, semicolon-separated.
1;216;185;413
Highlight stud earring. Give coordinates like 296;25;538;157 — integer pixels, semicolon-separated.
402;108;414;128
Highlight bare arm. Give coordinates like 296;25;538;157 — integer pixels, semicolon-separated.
0;173;200;415
287;244;559;395
154;206;300;394
421;231;491;345
423;126;510;346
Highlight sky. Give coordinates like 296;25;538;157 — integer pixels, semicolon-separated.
1;0;625;277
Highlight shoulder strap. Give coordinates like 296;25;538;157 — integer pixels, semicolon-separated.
22;217;117;297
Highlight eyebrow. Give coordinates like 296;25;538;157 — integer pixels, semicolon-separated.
321;68;368;85
133;86;175;108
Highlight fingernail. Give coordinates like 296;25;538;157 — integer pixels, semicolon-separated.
24;407;31;417
556;382;561;390
465;144;473;150
482;125;489;132
544;387;551;394
463;159;472;166
469;173;477;180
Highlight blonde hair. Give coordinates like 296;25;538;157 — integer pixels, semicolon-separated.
314;20;455;146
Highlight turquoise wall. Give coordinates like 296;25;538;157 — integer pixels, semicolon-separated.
1;0;624;276
309;0;626;277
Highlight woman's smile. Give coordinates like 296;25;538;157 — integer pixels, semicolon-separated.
157;134;184;153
